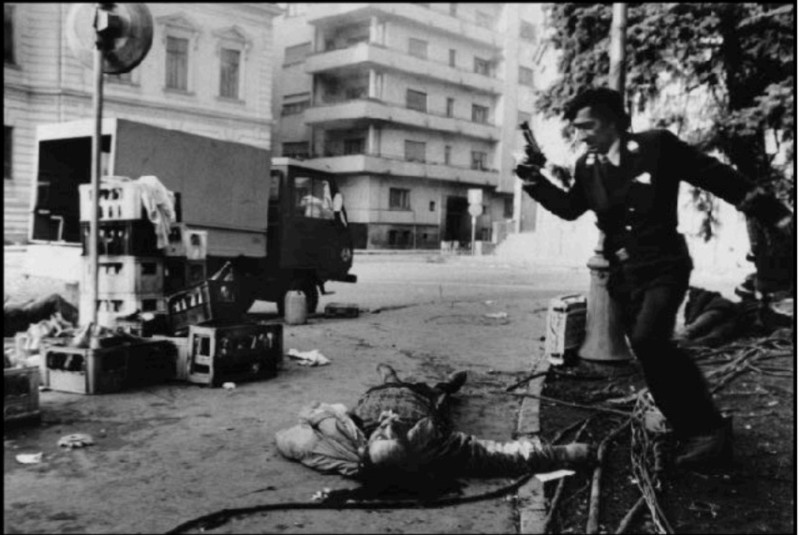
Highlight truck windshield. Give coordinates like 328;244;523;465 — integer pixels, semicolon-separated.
294;176;335;220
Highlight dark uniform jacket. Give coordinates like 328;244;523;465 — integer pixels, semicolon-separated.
522;129;765;294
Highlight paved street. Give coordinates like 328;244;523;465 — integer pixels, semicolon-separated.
5;254;592;534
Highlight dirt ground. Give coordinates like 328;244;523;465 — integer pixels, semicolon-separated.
536;331;795;534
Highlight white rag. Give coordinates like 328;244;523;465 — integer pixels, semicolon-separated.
137;175;177;249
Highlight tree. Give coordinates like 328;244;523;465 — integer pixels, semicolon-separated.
535;3;795;240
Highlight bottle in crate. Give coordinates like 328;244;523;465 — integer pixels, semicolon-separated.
167;279;241;334
80;292;166;328
164;223;208;260
187;323;283;386
81;220;161;256
79;180;145;222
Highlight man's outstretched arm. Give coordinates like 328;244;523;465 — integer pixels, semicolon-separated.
516;162;590;221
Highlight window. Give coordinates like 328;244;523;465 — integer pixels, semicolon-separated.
4;126;12;180
504;197;514;218
429;201;436;211
166;36;189;90
281;99;309;116
286;4;308;17
444;145;452;165
519;66;534;87
471;151;487;170
108;70;134;84
219;48;241;99
389;188;411;210
472;104;489;124
449;49;456;67
283;142;309;159
474;57;491;76
520;21;536;41
4;5;14;65
446;97;454;117
404;140;426;163
345;86;367;100
408;38;428;59
406;89;427;112
450;3;458;16
284;42;310;66
476;11;492;29
343;138;365;155
295;176;335;219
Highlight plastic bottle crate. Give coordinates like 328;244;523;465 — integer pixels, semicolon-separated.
164;223;208;260
41;340;176;395
81;220;161;257
4;366;41;423
164;257;207;295
82;256;164;295
166;280;241;334
151;335;191;381
79;181;145;222
80;292;166;328
187;323;283;386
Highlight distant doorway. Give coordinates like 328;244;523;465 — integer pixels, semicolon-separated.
444;196;469;244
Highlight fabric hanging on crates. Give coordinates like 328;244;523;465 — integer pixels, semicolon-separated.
137;175;178;249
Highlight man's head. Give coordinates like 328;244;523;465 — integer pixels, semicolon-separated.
366;411;414;470
564;87;630;154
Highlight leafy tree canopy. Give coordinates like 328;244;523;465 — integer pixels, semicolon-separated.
536;2;795;215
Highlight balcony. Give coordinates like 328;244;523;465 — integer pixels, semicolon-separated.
305;99;501;141
306;4;502;49
305;43;503;95
307;154;499;187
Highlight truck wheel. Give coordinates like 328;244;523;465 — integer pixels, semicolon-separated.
278;280;319;316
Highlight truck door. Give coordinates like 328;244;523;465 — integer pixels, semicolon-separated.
281;166;353;281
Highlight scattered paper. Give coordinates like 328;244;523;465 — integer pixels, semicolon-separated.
16;453;43;464
287;349;331;367
535;469;575;483
223;382;236;390
484;312;508;319
58;433;95;449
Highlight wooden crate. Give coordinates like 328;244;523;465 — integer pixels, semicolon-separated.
164;223;208;260
4;367;41;423
166;280;240;334
164;258;207;295
187;323;282;386
82;256;164;295
544;294;587;364
81;220;161;257
151;335;190;381
80;292;166;328
79;181;144;222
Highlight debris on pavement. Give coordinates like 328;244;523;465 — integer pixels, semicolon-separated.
223;382;237;390
484;312;508;319
15;452;43;464
535;469;575;483
58;433;95;449
311;487;332;502
287;348;331;366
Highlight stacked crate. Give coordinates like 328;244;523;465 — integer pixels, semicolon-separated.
79;180;167;328
163;223;209;295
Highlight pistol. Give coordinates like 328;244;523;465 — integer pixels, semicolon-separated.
519;121;547;169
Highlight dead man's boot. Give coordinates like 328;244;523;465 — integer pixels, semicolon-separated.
675;416;733;469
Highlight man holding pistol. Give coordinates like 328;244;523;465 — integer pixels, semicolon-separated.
515;87;792;468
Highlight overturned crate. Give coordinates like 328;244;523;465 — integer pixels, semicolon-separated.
4;366;41;424
166;278;241;334
187;323;283;387
41;339;177;395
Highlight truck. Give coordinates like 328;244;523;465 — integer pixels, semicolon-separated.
30;118;356;315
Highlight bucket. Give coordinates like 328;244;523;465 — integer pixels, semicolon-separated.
284;291;307;325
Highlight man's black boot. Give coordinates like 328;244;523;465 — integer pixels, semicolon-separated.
675;417;733;468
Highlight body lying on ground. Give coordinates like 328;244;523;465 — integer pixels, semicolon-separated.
275;364;593;485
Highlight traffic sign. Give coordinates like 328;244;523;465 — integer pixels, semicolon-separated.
468;204;483;218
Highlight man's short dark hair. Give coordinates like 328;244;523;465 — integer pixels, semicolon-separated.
564;87;631;131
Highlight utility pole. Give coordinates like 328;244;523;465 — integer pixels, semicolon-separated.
578;3;633;363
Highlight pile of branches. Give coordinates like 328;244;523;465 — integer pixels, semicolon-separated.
537;327;794;534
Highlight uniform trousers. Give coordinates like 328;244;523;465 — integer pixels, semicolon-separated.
610;266;724;438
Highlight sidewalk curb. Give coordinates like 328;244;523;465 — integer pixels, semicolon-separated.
515;356;551;534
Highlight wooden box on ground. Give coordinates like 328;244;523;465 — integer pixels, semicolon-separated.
187;323;282;386
544;294;587;364
4;367;41;424
41;340;176;395
82;256;164;295
151;335;190;381
166;280;240;334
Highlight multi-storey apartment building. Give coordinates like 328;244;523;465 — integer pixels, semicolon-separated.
3;3;282;243
272;3;546;249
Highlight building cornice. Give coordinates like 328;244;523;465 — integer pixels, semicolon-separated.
4;84;275;127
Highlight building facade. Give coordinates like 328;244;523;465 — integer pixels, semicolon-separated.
272;3;546;249
3;3;282;243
